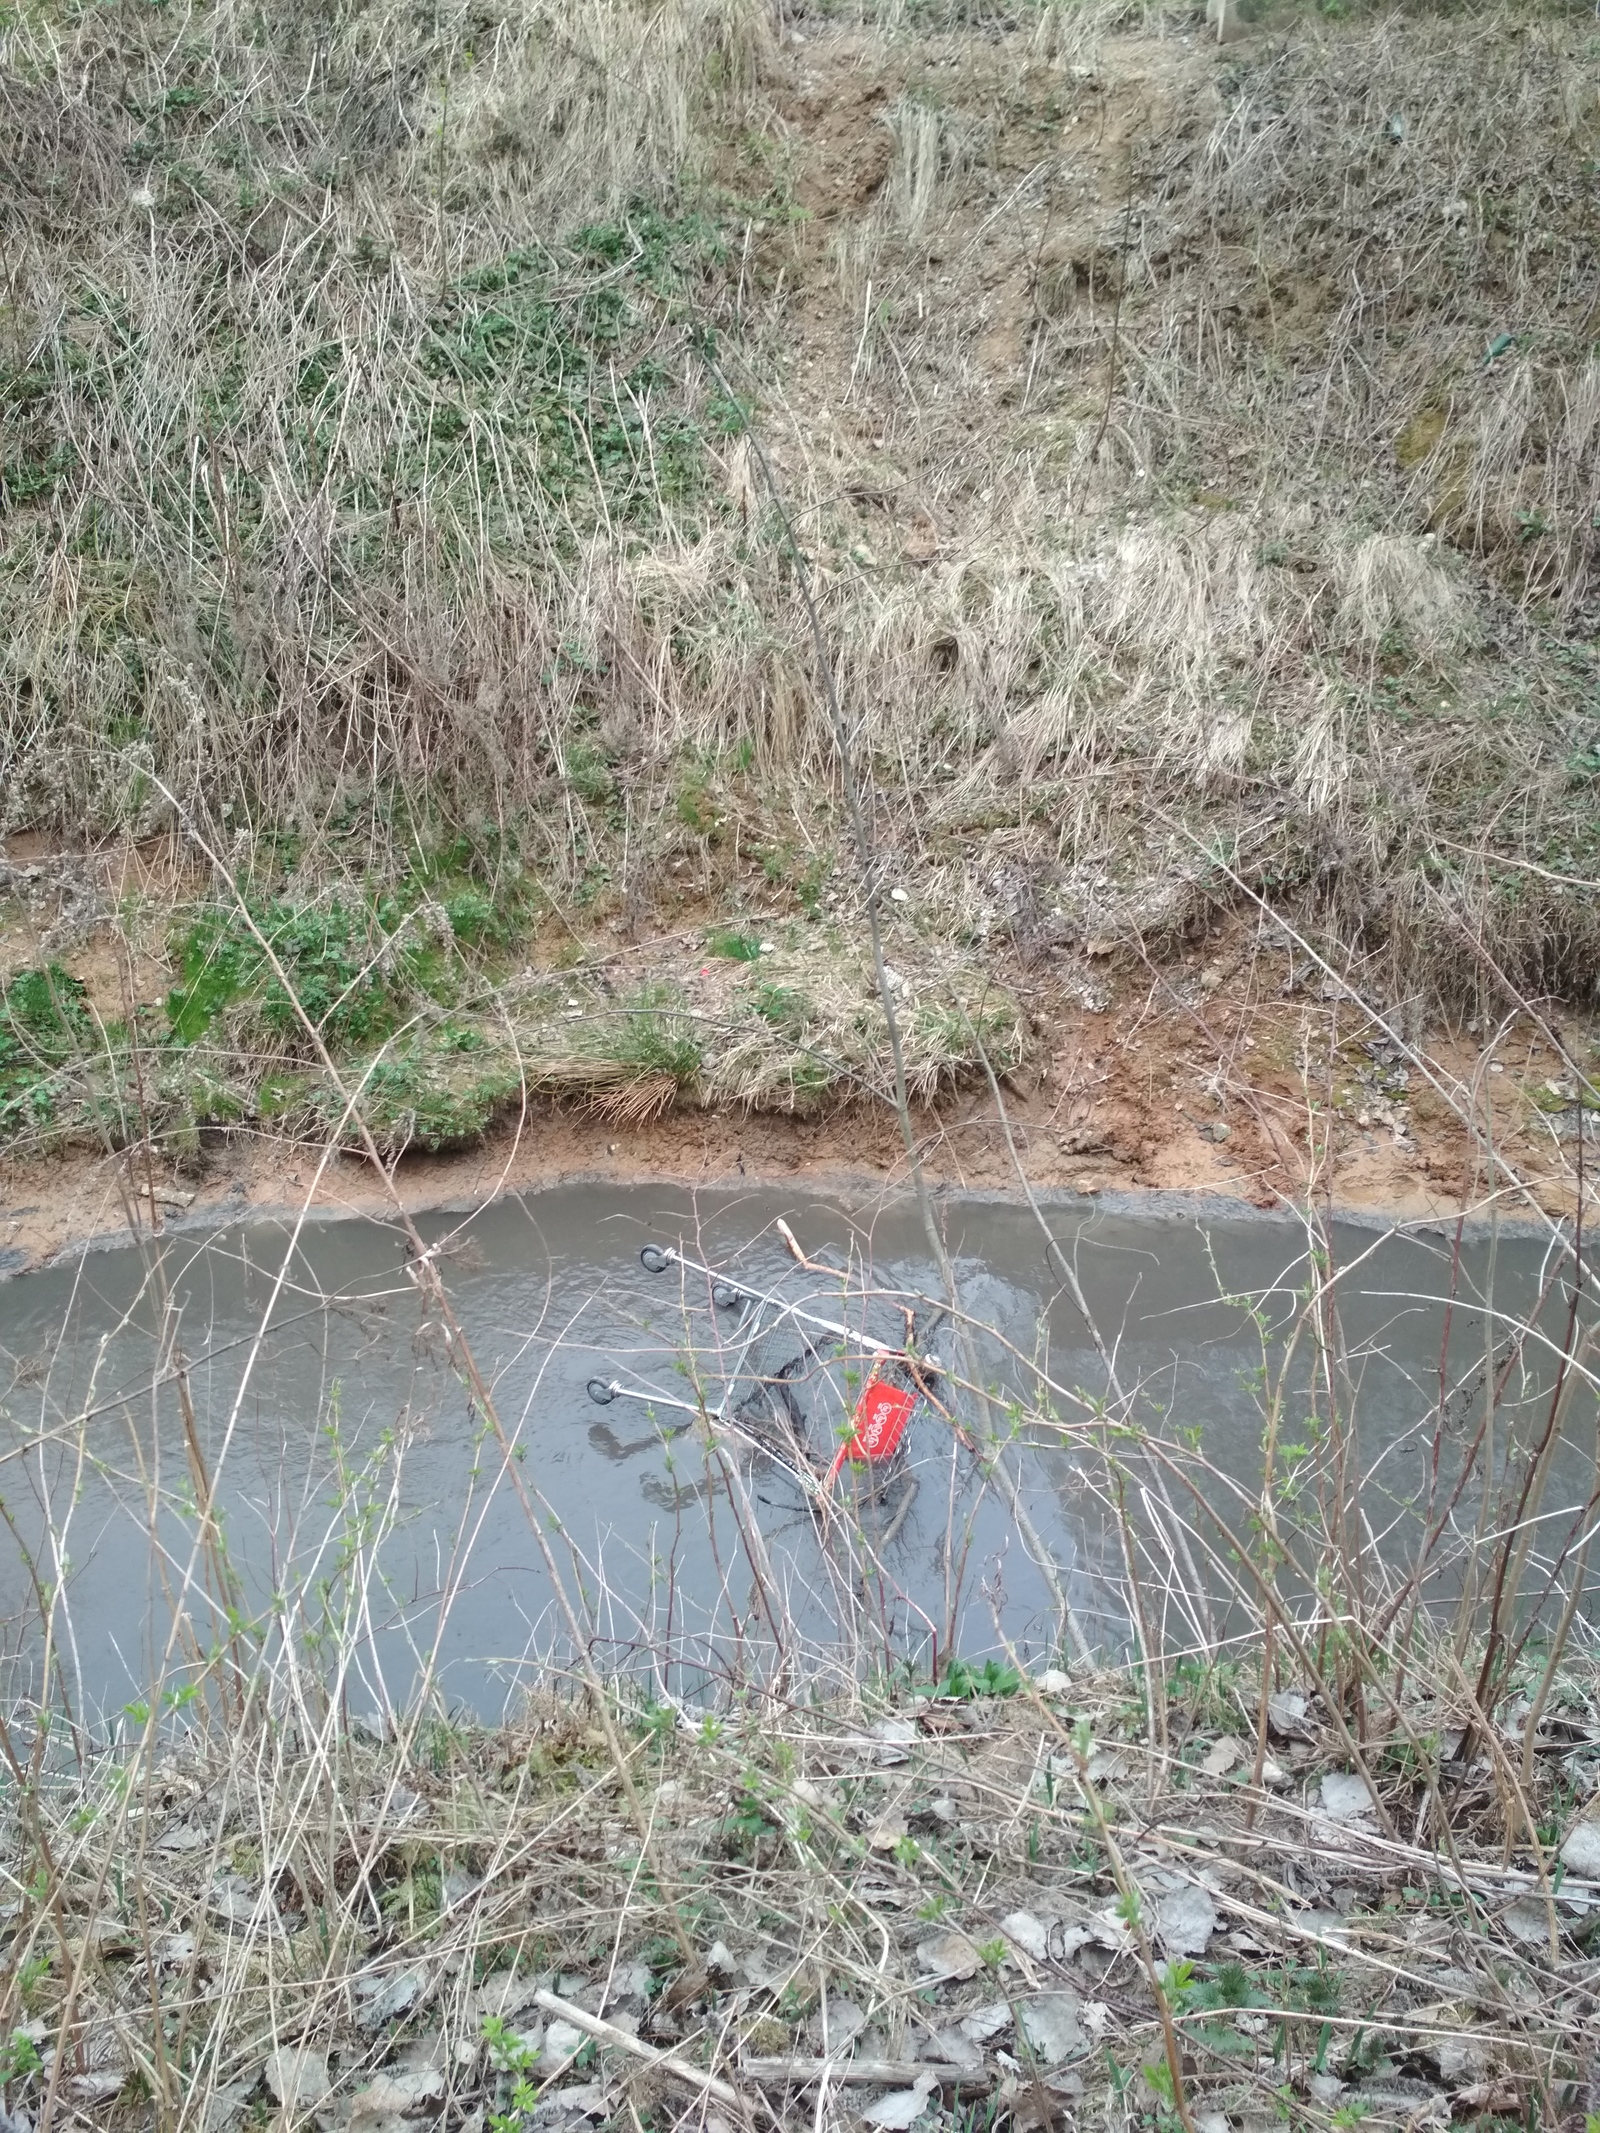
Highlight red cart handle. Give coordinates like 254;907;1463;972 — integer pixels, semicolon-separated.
824;1368;917;1492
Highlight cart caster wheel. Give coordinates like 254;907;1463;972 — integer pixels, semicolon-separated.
639;1245;669;1274
712;1282;744;1309
587;1378;617;1405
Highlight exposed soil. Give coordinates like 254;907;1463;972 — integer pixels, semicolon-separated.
762;21;1210;403
4;902;1590;1277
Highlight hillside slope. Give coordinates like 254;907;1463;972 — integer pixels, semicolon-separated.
0;0;1596;1181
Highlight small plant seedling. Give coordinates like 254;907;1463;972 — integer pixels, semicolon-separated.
0;2031;42;2084
752;980;809;1030
925;1657;1023;1701
482;2014;541;2133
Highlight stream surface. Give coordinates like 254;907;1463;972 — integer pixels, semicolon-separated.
0;1185;1590;1723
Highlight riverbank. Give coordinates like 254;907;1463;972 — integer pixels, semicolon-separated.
9;1666;1600;2133
2;912;1592;1278
5;1102;1597;2133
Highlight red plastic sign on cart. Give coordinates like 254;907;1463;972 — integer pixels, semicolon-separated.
824;1376;916;1489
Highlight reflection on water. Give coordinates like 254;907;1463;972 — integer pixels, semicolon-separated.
0;1185;1589;1723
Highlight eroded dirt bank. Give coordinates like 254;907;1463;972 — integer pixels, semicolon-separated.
4;932;1590;1278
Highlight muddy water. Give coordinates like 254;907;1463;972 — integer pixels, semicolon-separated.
0;1187;1588;1723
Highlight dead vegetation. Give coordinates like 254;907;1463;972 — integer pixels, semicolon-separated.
8;1657;1600;2133
1;0;1597;1139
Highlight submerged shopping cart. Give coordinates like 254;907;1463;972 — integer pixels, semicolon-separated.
585;1232;949;1511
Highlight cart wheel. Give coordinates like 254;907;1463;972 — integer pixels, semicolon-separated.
639;1245;669;1274
712;1282;744;1309
587;1378;617;1405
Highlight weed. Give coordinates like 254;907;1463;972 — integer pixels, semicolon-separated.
753;981;810;1030
339;1043;523;1155
483;2014;541;2133
259;902;417;1048
565;743;617;809
605;986;704;1086
442;888;501;947
0;2032;41;2084
708;930;762;961
676;783;720;838
0;965;96;1137
1165;1655;1241;1728
720;1779;781;1861
925;1656;1023;1700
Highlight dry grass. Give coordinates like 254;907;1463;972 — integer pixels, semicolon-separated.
0;0;1597;1166
9;1666;1600;2133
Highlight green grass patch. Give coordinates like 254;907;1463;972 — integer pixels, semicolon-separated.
752;981;810;1030
564;743;617;811
707;929;762;962
920;1657;1023;1700
326;1044;524;1155
165;844;535;1056
0;964;96;1138
602;985;704;1085
168;897;425;1051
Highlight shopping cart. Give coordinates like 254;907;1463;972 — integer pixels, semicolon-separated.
585;1236;948;1511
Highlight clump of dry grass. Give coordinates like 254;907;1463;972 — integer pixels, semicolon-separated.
726;0;1600;1004
0;0;766;842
